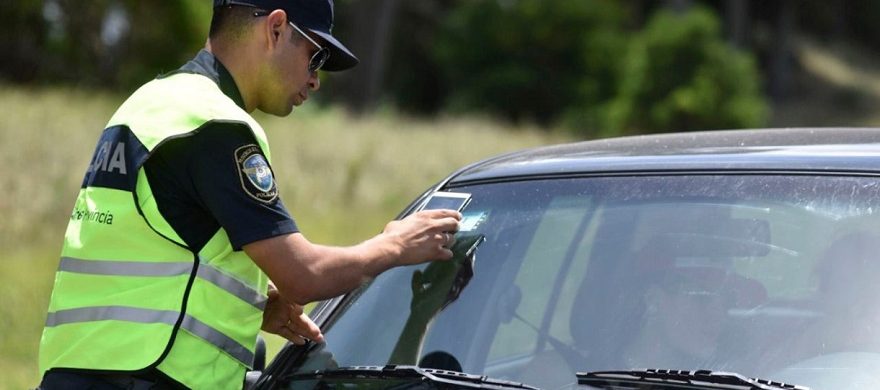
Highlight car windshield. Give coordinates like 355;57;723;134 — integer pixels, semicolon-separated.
291;175;880;390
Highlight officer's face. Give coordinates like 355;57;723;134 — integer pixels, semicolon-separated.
261;20;321;116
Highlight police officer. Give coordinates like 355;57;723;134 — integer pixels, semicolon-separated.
38;1;461;389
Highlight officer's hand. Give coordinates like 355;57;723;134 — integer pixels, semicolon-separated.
262;286;324;345
383;209;462;265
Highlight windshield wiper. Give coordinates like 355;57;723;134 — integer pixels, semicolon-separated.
283;365;539;389
577;369;810;390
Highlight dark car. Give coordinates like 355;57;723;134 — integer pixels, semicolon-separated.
252;128;880;389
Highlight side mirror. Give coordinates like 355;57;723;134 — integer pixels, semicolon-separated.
253;334;267;371
243;335;267;389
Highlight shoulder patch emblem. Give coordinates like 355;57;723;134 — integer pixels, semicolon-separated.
235;144;278;203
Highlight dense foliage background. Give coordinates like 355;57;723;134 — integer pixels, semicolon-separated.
8;0;880;137
5;1;880;387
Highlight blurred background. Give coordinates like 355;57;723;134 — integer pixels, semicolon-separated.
3;0;880;387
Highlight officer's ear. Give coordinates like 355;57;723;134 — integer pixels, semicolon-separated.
262;9;288;49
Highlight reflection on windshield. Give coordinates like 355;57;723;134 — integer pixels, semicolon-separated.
618;249;753;370
291;175;880;390
387;234;483;367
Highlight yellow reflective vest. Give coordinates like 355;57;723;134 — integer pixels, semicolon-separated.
39;72;271;389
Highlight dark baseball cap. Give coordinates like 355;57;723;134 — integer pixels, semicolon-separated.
213;0;359;71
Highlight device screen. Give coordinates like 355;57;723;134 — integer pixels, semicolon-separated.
421;192;472;212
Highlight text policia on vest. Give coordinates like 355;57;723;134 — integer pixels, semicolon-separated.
70;208;115;225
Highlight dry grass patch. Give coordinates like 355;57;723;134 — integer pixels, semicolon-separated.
0;85;570;388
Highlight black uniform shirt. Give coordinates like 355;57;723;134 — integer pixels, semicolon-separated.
143;50;298;252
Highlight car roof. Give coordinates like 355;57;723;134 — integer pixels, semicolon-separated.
449;128;880;185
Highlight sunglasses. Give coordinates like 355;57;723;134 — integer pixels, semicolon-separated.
253;10;331;73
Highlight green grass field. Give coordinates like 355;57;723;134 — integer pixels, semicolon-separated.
0;85;570;389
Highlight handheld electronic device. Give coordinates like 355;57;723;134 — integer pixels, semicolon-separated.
419;191;472;213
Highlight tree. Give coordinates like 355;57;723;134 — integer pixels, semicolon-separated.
0;0;209;90
433;0;629;127
0;0;50;83
332;0;402;112
604;5;768;134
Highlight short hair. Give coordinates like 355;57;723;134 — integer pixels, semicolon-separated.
209;5;261;42
209;5;304;45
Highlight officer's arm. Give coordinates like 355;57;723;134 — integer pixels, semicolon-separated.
243;209;461;305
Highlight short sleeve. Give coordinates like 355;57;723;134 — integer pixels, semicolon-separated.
144;122;298;251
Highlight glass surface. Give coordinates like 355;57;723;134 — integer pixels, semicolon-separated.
285;175;880;390
421;192;471;211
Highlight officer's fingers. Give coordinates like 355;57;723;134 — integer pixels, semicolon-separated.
278;326;308;345
271;317;288;334
290;303;305;316
262;306;289;332
426;236;455;259
436;247;454;260
433;231;456;249
289;312;324;343
416;209;462;221
403;215;459;249
426;217;461;236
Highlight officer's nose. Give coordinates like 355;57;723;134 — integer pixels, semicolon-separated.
309;71;320;92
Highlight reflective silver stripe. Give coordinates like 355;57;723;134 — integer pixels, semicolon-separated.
179;315;254;366
45;306;255;366
196;265;267;311
59;257;191;276
58;257;267;309
46;305;178;326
